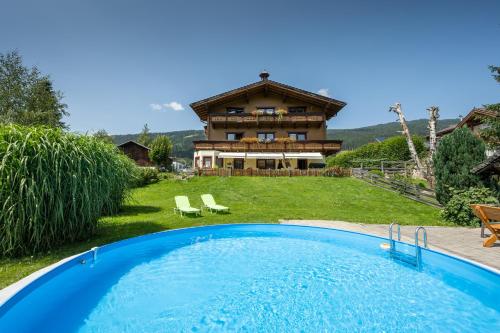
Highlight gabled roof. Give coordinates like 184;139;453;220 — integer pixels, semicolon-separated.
457;107;498;128
190;77;346;121
435;125;457;138
434;107;497;138
116;140;150;150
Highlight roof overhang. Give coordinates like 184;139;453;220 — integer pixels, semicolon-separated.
284;152;324;160
190;79;346;121
116;140;150;150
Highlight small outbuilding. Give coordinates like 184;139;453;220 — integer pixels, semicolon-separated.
117;141;152;166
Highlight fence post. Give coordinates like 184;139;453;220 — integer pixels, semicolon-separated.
381;161;384;174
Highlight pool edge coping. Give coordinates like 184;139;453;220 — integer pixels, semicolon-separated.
1;222;499;309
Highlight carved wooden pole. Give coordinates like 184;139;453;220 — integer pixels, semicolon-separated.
389;103;424;178
426;106;439;188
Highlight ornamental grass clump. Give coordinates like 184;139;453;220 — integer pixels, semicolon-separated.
0;125;136;257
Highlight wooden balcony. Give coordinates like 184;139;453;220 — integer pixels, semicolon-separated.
209;112;325;128
193;140;342;155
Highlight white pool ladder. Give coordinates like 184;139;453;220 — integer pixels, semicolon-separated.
389;222;428;270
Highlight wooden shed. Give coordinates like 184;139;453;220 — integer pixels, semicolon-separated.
117;141;152;166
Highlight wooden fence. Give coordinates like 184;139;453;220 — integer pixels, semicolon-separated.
352;168;441;207
351;159;412;176
196;167;351;177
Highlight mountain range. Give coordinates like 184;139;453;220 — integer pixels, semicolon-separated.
112;118;459;162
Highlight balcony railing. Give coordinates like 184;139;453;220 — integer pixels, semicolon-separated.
193;140;342;155
208;112;325;128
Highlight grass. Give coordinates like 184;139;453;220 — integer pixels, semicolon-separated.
0;176;447;288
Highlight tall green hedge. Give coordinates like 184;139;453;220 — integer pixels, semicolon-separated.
433;127;486;204
0;125;136;256
326;135;426;168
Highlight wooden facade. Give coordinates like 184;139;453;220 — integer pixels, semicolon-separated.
190;72;347;170
436;107;498;139
117;141;152;166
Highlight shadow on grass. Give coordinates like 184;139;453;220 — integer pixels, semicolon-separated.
118;205;162;216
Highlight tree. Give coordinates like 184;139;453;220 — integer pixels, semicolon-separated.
138;123;152;147
389;103;425;178
479;104;500;150
427;106;440;188
93;129;113;144
149;135;173;168
0;50;68;127
489;65;500;83
433;127;486;204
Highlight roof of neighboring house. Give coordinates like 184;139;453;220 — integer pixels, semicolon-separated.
457;107;498;128
190;75;347;121
116;140;151;150
471;150;500;175
433;107;498;138
435;125;457;137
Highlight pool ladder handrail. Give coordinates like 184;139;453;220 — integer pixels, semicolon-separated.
415;227;428;269
389;222;401;251
388;223;428;270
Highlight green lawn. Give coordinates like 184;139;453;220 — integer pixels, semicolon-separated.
0;176;446;289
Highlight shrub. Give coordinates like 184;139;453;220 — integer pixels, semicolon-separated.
433;127;486;204
369;169;384;177
131;167;160;187
441;187;498;226
327;135;426;168
149;135;173;168
0;125;136;256
322;166;351;177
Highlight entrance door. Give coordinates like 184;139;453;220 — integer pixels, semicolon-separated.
297;159;308;170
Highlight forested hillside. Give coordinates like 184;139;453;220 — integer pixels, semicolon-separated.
112;118;459;162
328;118;458;150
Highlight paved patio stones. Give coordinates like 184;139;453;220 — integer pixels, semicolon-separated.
280;220;500;271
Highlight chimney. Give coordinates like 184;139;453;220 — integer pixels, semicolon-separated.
259;70;270;81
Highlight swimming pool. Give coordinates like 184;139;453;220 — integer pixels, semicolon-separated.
0;224;499;332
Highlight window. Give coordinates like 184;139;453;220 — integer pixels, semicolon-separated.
288;132;307;141
257;132;275;142
203;157;212;168
288;106;306;113
226;132;244;141
234;158;244;169
297;159;308;170
216;157;224;168
226;107;244;114
257;107;275;115
257;159;276;169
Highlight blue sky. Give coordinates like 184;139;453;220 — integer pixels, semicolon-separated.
1;0;499;134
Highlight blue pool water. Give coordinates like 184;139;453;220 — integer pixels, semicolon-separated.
0;224;499;332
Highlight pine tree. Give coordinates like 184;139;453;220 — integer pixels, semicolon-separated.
137;123;152;147
433;127;486;204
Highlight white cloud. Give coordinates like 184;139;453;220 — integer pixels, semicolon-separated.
163;101;184;111
149;103;163;111
317;88;330;97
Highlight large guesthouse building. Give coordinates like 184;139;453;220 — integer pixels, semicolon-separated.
190;72;346;170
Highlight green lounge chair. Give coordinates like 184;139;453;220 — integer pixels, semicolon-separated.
174;196;201;216
201;194;229;213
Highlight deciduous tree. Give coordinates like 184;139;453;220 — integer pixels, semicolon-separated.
0;51;67;127
149;135;173;168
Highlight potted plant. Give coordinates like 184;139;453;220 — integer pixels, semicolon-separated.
275;108;288;121
275;137;295;144
240;137;259;144
251;109;264;121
